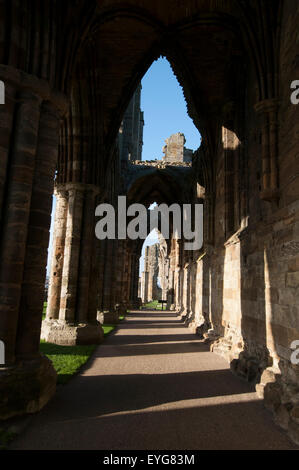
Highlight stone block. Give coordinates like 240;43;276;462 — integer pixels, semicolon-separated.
0;356;57;420
41;319;104;345
102;311;119;324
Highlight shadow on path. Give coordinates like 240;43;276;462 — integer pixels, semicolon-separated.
11;310;297;450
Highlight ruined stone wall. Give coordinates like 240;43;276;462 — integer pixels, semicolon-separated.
178;1;299;444
140;244;161;303
158;235;169;301
162;133;193;163
119;84;144;162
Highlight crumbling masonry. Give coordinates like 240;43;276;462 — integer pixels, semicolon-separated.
140;243;161;304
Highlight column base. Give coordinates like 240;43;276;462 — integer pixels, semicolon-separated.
41;320;104;345
0;355;57;420
97;311;119;324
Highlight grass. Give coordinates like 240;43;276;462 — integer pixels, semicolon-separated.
102;324;116;336
0;429;17;450
144;300;163;310
40;340;97;384
40;300;126;384
39;309;125;384
42;301;47;320
0;310;126;449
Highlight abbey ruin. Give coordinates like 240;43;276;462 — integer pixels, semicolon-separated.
0;0;299;450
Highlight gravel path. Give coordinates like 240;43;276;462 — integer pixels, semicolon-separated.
11;311;297;450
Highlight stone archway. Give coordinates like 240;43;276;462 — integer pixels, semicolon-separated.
0;1;298;447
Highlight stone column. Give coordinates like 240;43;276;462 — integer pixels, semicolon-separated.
114;240;127;317
102;240;112;310
254;99;279;202
129;254;140;308
180;263;190;317
46;186;68;320
0;90;41;365
107;239;118;312
134;256;141;305
42;184;104;345
99;239;119;324
16;102;61;359
77;187;99;323
59;184;84;321
97;238;107;313
87;237;102;323
141;271;149;303
0;64;68;420
0;82;16;225
120;244;129;306
125;250;133;306
114;240;124;305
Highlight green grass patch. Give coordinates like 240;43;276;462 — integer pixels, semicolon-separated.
144;300;163;310
102;324;116;336
42;301;47;320
40;300;122;384
0;429;17;450
40;340;97;385
40;322;118;385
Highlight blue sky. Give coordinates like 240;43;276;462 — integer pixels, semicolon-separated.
139;57;201;273
141;57;201;161
47;57;200;277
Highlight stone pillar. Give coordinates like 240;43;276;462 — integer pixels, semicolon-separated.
141;271;149;303
109;239;118;310
0;82;16;225
97;238;107;313
0;64;68;420
88;237;103;323
121;244;130;306
60;185;84;321
254;99;279;202
129;253;140;308
100;239;119;324
16;102;61;359
0;90;41;365
77;188;99;323
114;240;128;316
180;263;190;316
46;187;68;320
134;256;141;305
126;249;133;306
102;240;112;311
42;184;104;345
